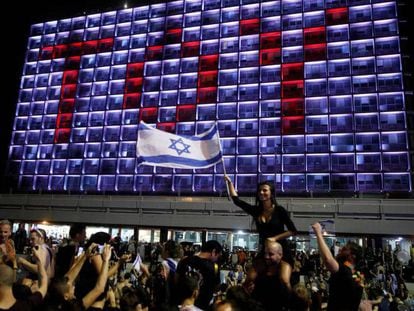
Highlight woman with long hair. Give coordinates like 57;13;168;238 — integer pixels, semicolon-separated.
224;175;297;264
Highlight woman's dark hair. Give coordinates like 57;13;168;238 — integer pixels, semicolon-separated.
255;181;277;212
84;231;111;248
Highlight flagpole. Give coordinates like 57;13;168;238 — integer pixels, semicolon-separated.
215;122;231;200
216;125;226;176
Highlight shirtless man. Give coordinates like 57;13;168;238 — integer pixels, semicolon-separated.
0;220;17;269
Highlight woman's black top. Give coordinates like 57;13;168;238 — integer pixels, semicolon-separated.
231;196;297;257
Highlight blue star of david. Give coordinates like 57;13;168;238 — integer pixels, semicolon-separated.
169;138;191;155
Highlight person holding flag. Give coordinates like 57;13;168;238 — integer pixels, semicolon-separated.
224;175;297;265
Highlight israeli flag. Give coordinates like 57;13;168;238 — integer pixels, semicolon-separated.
137;121;222;169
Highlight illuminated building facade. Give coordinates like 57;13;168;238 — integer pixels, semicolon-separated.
7;0;411;194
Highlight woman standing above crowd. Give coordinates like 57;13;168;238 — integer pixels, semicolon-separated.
224;175;297;264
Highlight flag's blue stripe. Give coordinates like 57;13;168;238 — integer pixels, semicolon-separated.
139;122;218;141
139;122;151;131
139;152;222;168
193;125;218;141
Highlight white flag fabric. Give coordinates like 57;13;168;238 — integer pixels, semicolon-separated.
137;121;222;169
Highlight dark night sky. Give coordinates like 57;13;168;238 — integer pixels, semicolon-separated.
0;0;412;192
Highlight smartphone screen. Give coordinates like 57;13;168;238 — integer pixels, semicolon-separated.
77;247;84;256
98;245;104;254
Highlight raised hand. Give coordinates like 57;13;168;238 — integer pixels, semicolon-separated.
119;252;132;263
102;244;112;262
84;243;98;258
5;239;16;266
311;222;323;236
32;246;43;264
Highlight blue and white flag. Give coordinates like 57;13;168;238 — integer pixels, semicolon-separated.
137;122;222;169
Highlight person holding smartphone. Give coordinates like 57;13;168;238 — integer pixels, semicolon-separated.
18;228;54;280
75;232;131;302
46;243;112;310
55;224;86;278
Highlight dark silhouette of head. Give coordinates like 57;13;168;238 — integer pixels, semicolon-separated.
336;241;363;266
201;240;223;254
163;239;182;259
69;224;86;240
85;231;111;249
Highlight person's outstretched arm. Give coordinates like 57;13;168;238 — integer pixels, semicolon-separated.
18;246;47;274
224;175;258;216
82;244;111;309
268;231;296;243
311;222;339;273
65;243;97;284
90;250;131;279
279;261;292;291
32;246;48;298
224;175;237;197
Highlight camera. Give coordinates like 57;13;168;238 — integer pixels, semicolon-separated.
29;245;40;255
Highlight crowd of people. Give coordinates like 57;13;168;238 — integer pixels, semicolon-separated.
0;217;413;311
0;179;413;310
